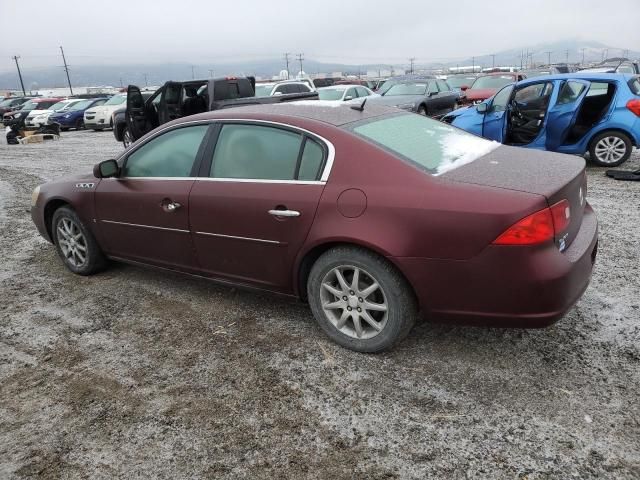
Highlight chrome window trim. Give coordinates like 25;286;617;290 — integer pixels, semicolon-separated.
101;219;189;233
195;231;281;245
116;118;335;183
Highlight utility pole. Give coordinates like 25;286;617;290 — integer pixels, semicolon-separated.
208;69;214;78
409;57;416;74
59;46;73;95
565;49;570;65
191;66;195;79
491;54;495;68
12;55;26;95
581;48;586;65
545;51;552;66
283;52;291;79
296;53;304;77
143;73;148;87
471;56;475;72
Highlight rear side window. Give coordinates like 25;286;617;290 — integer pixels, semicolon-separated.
557;81;587;105
351;113;499;175
628;77;640;95
124;125;208;177
210;124;326;181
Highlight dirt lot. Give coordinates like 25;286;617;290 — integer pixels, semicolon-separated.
0;129;639;479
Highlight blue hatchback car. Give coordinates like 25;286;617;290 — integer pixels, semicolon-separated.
443;73;640;167
49;97;109;131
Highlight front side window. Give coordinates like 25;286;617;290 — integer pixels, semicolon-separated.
351;113;499;175
210;124;326;181
123;125;208;177
557;81;587;105
355;87;370;97
437;80;451;92
513;82;552;103
489;85;514;112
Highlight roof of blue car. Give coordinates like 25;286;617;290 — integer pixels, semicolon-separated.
519;72;636;85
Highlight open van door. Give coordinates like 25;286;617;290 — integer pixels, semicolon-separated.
544;79;590;150
158;81;183;125
126;85;153;141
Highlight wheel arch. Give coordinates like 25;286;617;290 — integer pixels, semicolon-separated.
294;240;418;303
43;198;71;243
587;127;637;149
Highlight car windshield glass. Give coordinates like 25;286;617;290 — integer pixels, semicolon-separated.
50;101;70;111
68;100;92;111
318;88;345;100
103;95;126;106
471;75;515;89
254;85;273;97
20;100;38;111
384;83;428;96
350;113;500;175
0;98;17;107
446;76;476;88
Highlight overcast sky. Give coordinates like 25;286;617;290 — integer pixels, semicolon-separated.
1;0;639;72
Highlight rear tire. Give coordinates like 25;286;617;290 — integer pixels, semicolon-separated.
589;131;632;167
75;119;84;130
307;246;418;353
52;206;107;276
122;127;133;148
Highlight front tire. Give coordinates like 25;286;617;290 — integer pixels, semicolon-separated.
122;127;133;148
417;105;427;116
307;246;418;353
589;131;632;167
52;206;107;275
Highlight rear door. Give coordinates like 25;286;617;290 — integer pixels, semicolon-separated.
158;81;183;124
126;85;153;140
189;121;328;290
482;84;514;142
544;79;590;150
94;124;211;270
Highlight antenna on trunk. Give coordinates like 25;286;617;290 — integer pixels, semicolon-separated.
350;98;367;112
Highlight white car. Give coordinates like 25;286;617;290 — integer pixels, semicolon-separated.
84;94;126;130
316;85;378;104
25;99;82;127
254;81;314;97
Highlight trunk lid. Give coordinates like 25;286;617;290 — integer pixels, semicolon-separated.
443;145;587;251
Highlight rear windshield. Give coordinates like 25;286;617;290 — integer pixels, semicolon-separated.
446;76;476;88
629;77;640;95
350;113;500;175
254;85;273;97
318;88;346;100
471;75;515;89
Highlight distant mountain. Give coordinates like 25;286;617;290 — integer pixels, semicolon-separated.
1;39;638;90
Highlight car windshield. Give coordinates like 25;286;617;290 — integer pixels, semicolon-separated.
446;76;476;88
318;88;346;101
254;85;274;97
50;101;72;111
68;100;93;111
350;113;500;175
0;98;18;107
103;95;126;106
20;100;38;111
471;75;516;89
384;83;428;96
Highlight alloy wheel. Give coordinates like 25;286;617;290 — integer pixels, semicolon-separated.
594;136;627;164
56;218;88;268
320;265;388;339
123;129;132;148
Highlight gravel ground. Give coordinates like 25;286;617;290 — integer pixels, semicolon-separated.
0;129;639;479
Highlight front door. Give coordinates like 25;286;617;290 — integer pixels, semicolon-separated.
94;124;211;270
482;84;514;142
126;85;153;141
189;122;327;290
544;79;590;150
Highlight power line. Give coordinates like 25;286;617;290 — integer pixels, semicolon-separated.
59;46;73;95
12;55;26;95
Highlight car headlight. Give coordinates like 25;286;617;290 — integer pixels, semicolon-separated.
31;186;40;207
396;103;416;111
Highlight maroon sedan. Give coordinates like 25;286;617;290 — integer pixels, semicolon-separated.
462;72;526;105
31;103;597;352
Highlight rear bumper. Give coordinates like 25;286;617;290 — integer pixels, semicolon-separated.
393;203;598;327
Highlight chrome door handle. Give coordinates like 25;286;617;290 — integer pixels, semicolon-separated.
166;201;182;212
268;209;300;218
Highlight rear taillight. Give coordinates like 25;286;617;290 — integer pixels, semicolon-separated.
627;98;640;116
493;200;570;246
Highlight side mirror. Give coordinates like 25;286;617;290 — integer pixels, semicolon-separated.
460;85;469;91
94;159;119;178
428;91;438;97
273;91;283;96
344;96;353;101
476;102;488;113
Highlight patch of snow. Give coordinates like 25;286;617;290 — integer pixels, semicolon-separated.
435;133;501;175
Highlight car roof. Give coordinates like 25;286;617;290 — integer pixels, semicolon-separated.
318;85;352;90
518;72;635;85
32;97;65;102
182;102;401;127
